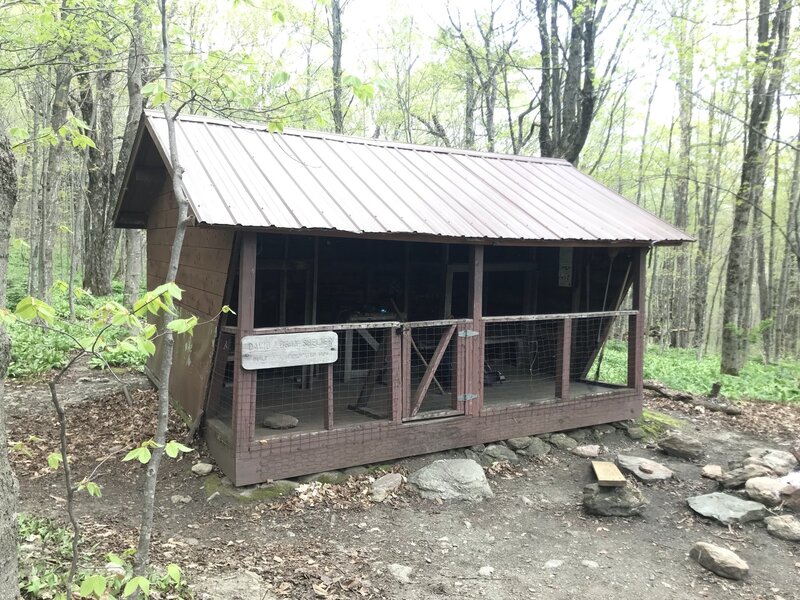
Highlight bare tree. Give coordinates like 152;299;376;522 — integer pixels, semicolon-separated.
0;328;16;599
0;128;19;308
327;0;347;133
134;0;192;575
721;0;792;375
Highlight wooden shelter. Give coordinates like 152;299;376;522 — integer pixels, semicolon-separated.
115;111;691;486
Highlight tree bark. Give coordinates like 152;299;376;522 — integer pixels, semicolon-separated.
0;328;18;599
0;131;19;308
721;0;791;375
124;230;143;306
329;0;345;134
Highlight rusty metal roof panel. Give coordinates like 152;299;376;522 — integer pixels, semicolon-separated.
142;111;692;245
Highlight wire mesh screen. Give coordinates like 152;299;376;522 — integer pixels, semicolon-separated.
206;331;235;429
405;322;461;417
252;326;396;438
482;313;632;407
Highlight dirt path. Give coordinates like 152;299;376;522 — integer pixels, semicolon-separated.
7;368;800;599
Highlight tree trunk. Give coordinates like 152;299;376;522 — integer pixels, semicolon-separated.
124;229;143;306
670;3;694;348
40;63;72;301
0;131;19;308
464;68;476;150
329;0;345;134
721;0;791;375
80;66;115;296
775;132;800;355
0;328;18;599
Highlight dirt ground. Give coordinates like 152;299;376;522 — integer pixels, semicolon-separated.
6;361;800;599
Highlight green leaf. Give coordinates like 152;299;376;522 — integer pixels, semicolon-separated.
272;9;285;24
166;563;182;584
271;71;290;86
79;574;106;598
165;440;193;459
85;482;102;497
221;305;236;315
123;576;150;597
167;316;198;335
122;446;151;464
47;452;63;470
14;296;56;324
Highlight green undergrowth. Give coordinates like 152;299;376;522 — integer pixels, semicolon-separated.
594;341;800;403
5;282;147;378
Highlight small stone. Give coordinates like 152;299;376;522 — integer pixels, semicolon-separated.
370;472;403;502
544;560;563;569
658;432;703;460
408;459;493;502
506;437;532;451
387;564;413;584
686;492;767;524
484;444;519;463
170;494;191;504
626;426;646;441
105;563;125;580
262;413;299;430
721;463;774;489
572;444;601;458
764;515;800;542
583;482;647;517
568;428;593;442
743;448;798;476
470;444;486;453
593;424;617;436
549;433;578;451
183;537;199;546
191;463;213;476
478;566;495;578
690;542;749;580
581;560;599;569
518;437;551;458
616;455;673;482
745;476;786;507
520;495;534;507
701;465;724;481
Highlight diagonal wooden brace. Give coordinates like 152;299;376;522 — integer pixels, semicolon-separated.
410;324;456;417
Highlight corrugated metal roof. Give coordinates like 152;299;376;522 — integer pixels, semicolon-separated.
138;110;691;245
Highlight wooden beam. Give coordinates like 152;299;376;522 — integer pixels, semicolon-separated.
390;328;402;422
410;325;456;416
233;232;258;452
555;317;572;400
467;246;484;416
592;461;627;487
627;248;647;392
325;364;334;430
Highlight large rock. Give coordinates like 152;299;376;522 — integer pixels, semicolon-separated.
261;413;299;430
484;444;519;463
408;459;493;502
686;492;767;525
658;433;703;460
689;542;749;580
743;448;798;477
549;433;578;451
518;437;551;458
370;473;403;502
583;483;647;517
505;437;532;451
744;477;785;507
764;515;800;542
616;455;673;482
721;463;774;489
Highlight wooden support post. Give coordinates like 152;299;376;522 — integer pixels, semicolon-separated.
401;326;412;418
390;327;402;422
325;363;334;430
628;248;647;392
467;245;484;416
233;232;257;452
555;317;572;400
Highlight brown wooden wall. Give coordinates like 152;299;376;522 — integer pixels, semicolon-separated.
146;183;234;420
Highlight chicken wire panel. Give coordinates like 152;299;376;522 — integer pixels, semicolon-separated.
482;319;561;406
579;316;630;389
406;323;460;416
206;331;235;429
253;326;395;438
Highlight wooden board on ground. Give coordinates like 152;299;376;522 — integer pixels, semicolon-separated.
592;461;626;487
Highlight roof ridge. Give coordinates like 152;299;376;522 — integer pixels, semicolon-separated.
143;109;572;166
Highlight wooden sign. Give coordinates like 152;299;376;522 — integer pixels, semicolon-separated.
241;332;338;370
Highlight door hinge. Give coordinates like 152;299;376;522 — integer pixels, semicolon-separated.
458;393;478;401
458;330;479;338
